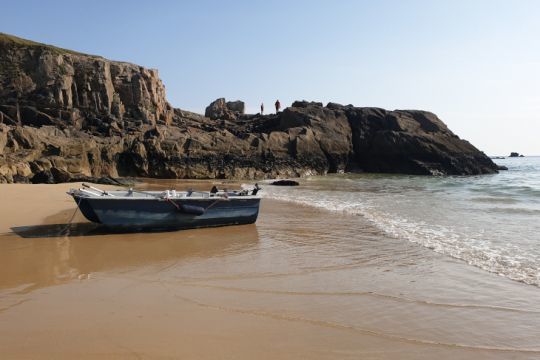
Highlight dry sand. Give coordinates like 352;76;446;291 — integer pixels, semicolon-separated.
0;182;539;359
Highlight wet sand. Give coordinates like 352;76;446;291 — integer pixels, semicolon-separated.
0;182;539;359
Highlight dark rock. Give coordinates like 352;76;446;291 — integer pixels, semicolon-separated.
497;165;508;171
291;100;323;108
31;170;55;184
20;106;56;127
50;167;72;183
0;110;17;125
271;179;300;186
345;107;498;175
144;126;162;139
326;102;351;110
226;100;245;114
12;174;29;183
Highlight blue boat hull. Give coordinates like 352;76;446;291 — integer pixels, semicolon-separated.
73;196;260;230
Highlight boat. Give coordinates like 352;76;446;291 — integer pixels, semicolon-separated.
67;183;261;230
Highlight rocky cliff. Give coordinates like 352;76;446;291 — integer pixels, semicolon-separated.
0;33;498;183
0;33;173;129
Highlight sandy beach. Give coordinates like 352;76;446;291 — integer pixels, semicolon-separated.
1;181;539;359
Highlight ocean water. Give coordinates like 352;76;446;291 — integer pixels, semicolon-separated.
263;157;540;287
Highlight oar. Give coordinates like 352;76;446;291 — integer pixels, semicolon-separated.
82;183;114;196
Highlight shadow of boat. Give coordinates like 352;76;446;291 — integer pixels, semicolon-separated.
12;222;112;238
11;222;253;238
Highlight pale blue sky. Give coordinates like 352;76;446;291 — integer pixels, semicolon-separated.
3;0;539;155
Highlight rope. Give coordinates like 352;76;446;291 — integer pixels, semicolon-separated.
205;198;225;211
165;197;181;210
62;196;83;236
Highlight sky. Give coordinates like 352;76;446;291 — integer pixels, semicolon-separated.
2;0;539;155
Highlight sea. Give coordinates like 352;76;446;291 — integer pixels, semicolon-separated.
263;156;540;287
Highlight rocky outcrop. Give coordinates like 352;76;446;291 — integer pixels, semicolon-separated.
204;98;245;120
0;33;499;183
327;103;498;175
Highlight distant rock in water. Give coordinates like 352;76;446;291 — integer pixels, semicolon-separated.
271;180;300;186
509;152;525;157
0;33;499;183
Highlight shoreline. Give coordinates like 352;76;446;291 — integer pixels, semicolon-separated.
0;181;539;359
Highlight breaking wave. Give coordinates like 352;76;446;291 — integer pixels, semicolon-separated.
261;157;540;287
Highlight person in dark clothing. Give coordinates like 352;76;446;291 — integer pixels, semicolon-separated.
210;185;218;194
260;102;264;114
275;99;281;113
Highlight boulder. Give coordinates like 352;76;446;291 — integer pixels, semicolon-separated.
205;98;232;120
226;100;245;114
271;179;299;186
31;170;55;184
344;107;498;175
205;98;245;120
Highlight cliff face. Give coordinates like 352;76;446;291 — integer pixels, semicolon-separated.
0;33;498;184
0;33;173;130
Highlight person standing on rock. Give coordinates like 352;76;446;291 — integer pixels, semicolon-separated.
260;102;264;115
275;99;281;113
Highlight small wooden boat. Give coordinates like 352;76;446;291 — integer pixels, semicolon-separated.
67;183;261;230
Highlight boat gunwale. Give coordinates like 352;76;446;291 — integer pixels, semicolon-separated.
70;193;261;201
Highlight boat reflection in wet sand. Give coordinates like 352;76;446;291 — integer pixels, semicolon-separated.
67;183;261;231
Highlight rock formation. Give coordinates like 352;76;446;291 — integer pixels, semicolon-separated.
205;98;245;120
0;33;499;184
